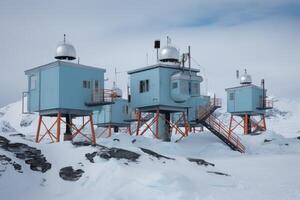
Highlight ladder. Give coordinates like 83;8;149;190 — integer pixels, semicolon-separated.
197;99;246;153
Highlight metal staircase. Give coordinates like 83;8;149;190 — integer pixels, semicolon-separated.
197;98;246;153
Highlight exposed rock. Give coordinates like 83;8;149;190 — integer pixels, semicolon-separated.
72;141;92;147
0;136;9;147
264;139;272;143
0;121;16;132
187;158;215;167
12;162;22;172
131;139;137;144
140;148;175;160
86;147;140;163
9;133;26;138
99;148;140;161
20;115;35;127
207;171;230;176
113;138;120;142
59;166;84;181
0;154;22;173
0;135;51;173
85;152;97;163
0;154;11;162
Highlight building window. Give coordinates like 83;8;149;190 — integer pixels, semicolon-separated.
172;82;178;89
229;92;235;100
83;80;91;89
94;80;99;89
190;82;200;96
123;105;129;114
139;80;149;93
30;75;37;90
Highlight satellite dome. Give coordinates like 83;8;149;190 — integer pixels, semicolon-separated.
159;45;180;63
240;69;252;84
55;34;76;60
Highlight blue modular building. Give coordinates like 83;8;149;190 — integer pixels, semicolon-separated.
128;63;204;112
25;60;106;116
23;35;110;143
225;70;266;116
93;97;131;127
225;70;272;134
226;84;265;115
127;41;209;140
172;95;210;127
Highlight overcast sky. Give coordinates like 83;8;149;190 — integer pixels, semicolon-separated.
0;0;299;107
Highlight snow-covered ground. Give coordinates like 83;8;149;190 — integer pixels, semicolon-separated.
0;99;300;200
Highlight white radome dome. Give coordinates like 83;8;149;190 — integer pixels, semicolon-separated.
159;46;180;63
55;35;76;60
240;70;252;84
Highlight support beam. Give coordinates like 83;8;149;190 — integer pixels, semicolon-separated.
57;112;61;142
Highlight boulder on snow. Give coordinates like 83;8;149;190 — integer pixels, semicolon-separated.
98;148;140;161
0;154;22;173
264;139;272;143
207;171;230;176
86;147;141;163
187;158;215;167
20;114;35;127
140;148;175;160
0;135;51;173
59;166;84;181
0;121;16;133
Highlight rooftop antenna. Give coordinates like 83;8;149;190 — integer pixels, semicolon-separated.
236;70;239;79
188;46;191;76
146;53;149;65
167;36;171;46
114;67;117;87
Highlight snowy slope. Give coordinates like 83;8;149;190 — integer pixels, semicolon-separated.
0;99;300;200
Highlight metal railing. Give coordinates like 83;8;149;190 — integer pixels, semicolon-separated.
197;97;222;121
257;99;273;110
206;114;245;153
89;89;117;105
264;99;273;109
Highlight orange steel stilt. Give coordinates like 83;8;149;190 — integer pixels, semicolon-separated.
56;112;61;142
35;113;96;145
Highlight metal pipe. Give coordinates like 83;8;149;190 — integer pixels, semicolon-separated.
188;46;191;76
262;79;265;108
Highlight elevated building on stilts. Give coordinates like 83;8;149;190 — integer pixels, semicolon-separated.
23;34;115;144
226;70;273;135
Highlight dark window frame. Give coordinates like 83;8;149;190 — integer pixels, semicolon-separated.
139;79;149;93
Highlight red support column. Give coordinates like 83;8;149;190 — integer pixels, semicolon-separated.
136;112;141;136
36;115;42;143
128;126;132;135
262;114;267;130
155;110;159;139
56;112;61;142
108;125;112;137
90;114;96;145
244;114;248;135
182;112;189;136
